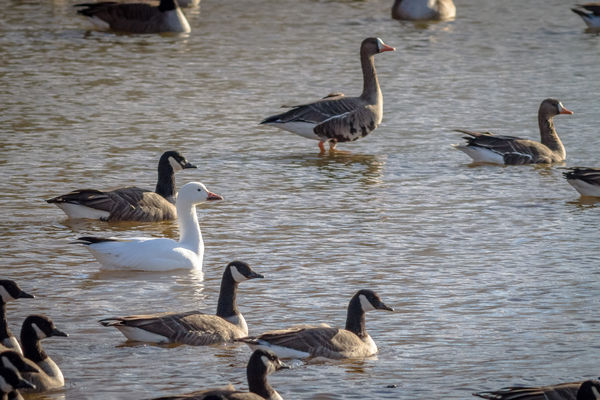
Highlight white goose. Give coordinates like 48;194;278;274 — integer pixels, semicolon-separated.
563;167;600;197
572;4;600;29
76;182;222;271
391;0;456;21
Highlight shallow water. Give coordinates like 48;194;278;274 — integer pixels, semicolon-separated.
1;0;599;399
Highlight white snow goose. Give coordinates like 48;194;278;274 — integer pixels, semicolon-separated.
74;0;191;34
454;98;573;165
98;261;263;344
18;315;68;393
0;280;34;355
150;349;289;400
260;37;395;153
47;150;196;222
237;289;394;360
572;4;600;28
76;181;222;271
391;0;456;21
563;167;600;197
473;378;600;400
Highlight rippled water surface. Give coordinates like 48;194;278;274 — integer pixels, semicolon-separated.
1;0;599;399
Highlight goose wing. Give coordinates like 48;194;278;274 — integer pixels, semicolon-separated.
75;2;159;22
579;3;600;15
151;386;262;400
563;167;600;184
456;129;546;165
314;104;378;143
261;95;360;125
473;380;583;400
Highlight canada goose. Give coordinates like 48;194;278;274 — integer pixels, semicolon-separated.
0;367;35;400
47;150;196;222
99;261;263;344
74;0;191;34
76;182;223;271
238;289;394;360
473;378;600;400
454;99;573;165
150;349;289;400
563;167;600;197
391;0;456;20
19;315;68;392
0;281;34;355
261;37;395;153
572;4;600;28
0;351;37;400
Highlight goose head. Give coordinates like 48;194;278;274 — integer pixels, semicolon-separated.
0;367;35;393
22;315;68;340
160;150;197;172
540;98;573;118
361;37;395;57
355;289;394;313
249;349;289;376
578;380;600;400
0;351;38;373
0;280;34;303
176;182;223;206
227;261;264;283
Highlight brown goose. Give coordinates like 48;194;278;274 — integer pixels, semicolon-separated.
563;167;600;197
0;281;34;355
46;150;196;222
454;98;573;165
391;0;456;21
473;379;600;400
572;4;600;28
260;37;395;153
238;289;393;360
150;349;289;400
74;0;191;34
99;261;263;345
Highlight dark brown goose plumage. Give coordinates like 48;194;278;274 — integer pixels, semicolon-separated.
473;379;600;400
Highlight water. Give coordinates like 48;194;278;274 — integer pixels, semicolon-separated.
1;0;599;399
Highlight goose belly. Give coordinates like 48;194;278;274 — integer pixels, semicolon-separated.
396;0;438;19
454;145;505;165
115;326;170;343
164;9;191;33
265;122;321;140
567;179;600;197
54;203;110;220
245;340;311;359
24;358;64;391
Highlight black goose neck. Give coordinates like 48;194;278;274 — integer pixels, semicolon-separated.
155;156;177;201
345;295;367;338
159;0;178;12
20;323;47;363
215;268;239;319
247;363;273;399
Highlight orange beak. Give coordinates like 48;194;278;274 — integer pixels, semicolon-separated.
207;192;223;201
560;107;574;115
380;43;396;52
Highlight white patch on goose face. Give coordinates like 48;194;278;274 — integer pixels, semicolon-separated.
376;38;385;51
230;266;247;283
32;323;47;339
0;376;12;393
0;286;14;302
168;156;184;172
359;294;376;312
261;355;274;373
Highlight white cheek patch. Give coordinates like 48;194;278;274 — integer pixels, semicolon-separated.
261;355;272;371
0;286;14;302
0;375;12;393
230;266;247;283
376;38;384;51
359;295;375;312
168;156;183;172
558;103;566;112
32;323;47;339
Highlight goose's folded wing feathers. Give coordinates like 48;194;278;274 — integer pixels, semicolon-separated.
563;167;600;184
474;380;583;400
262;96;361;125
314;105;377;141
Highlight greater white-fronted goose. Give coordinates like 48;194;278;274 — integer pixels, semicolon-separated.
563;167;600;197
74;0;191;34
47;150;196;222
260;37;395;153
391;0;456;20
18;315;68;393
0;351;38;400
99;261;263;344
0;281;34;355
238;289;393;360
76;182;222;271
473;378;600;400
572;4;600;28
150;349;289;400
0;367;35;400
454;98;573;165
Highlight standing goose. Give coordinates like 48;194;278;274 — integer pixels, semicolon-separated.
391;0;456;21
454;98;573;165
99;261;263;344
0;368;35;400
1;351;38;400
19;315;68;392
563;167;600;197
0;281;34;355
47;150;196;222
238;289;394;360
76;181;222;271
473;378;600;400
150;349;289;400
260;37;395;153
572;4;600;28
74;0;191;34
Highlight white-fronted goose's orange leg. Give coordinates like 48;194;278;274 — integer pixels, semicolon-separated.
319;141;326;153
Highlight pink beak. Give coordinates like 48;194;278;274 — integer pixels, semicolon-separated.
207;192;223;201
